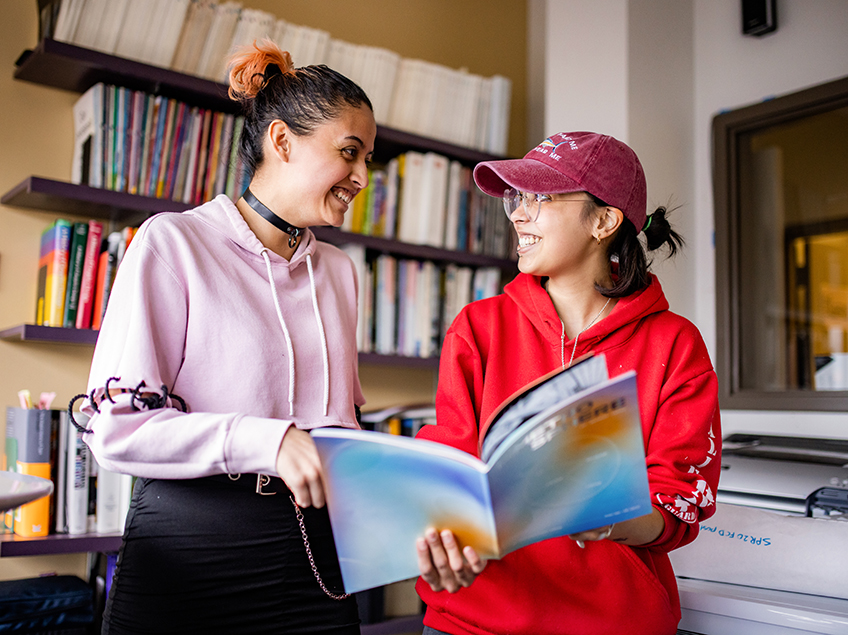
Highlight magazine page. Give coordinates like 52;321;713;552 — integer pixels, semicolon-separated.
479;354;609;462
485;372;652;555
312;429;497;593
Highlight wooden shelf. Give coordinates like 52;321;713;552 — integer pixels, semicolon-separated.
14;38;506;167
0;531;122;557
1;176;175;225
1;177;516;270
15;38;237;114
0;324;98;345
0;324;440;368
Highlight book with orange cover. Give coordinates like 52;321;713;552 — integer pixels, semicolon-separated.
36;219;72;327
5;407;58;538
313;355;651;593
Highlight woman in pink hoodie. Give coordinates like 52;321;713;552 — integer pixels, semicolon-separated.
78;40;375;634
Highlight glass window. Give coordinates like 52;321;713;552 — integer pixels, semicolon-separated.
714;76;848;410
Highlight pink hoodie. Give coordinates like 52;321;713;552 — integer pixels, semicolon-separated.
82;195;364;479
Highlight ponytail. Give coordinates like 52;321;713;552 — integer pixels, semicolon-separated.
586;196;684;297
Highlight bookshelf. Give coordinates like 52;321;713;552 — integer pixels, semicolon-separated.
14;39;507;166
0;324;98;346
1;177;515;270
2;39;517;370
2;38;511;633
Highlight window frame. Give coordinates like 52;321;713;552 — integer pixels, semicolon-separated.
713;74;848;411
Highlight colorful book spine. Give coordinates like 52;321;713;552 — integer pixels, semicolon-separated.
145;97;171;197
34;227;51;325
62;221;89;328
138;95;160;196
162;102;189;200
75;219;105;330
41;219;73;327
192;109;213;205
154;98;181;198
127;90;147;195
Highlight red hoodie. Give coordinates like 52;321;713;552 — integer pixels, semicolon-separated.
416;273;721;635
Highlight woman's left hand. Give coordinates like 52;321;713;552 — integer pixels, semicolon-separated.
568;524;615;548
569;509;666;547
417;528;486;593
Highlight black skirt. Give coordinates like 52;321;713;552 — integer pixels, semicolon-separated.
102;475;360;635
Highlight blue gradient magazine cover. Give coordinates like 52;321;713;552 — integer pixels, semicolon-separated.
312;365;651;593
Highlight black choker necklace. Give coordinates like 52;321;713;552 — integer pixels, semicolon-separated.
243;188;304;248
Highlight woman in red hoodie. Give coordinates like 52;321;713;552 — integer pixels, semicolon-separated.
415;131;721;635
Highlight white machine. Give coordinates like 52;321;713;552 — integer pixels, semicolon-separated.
671;434;848;635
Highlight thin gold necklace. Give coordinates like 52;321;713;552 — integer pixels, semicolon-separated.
562;297;612;368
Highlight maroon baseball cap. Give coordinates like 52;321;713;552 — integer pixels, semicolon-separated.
473;131;648;231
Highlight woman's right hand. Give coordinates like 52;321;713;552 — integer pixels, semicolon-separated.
417;528;486;593
275;427;326;508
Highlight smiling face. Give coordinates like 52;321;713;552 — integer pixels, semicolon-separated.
512;192;602;281
271;104;377;228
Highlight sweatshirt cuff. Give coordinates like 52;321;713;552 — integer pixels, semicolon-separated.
643;505;691;552
224;415;291;475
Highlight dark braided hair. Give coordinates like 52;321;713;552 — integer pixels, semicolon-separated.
583;195;684;297
228;39;373;176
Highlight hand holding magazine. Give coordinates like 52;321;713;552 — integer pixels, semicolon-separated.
312;355;652;593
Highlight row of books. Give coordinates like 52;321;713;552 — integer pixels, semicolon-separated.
343;152;513;258
44;0;512;154
36;219;134;329
4;407;131;538
342;245;502;358
71;81;513;256
72;82;248;204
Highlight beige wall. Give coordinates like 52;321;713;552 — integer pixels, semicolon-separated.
0;1;526;581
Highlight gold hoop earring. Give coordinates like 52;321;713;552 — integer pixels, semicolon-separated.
595;235;601;245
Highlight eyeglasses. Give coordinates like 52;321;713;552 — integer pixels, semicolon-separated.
502;188;592;222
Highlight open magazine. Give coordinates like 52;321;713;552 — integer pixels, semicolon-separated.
312;356;652;593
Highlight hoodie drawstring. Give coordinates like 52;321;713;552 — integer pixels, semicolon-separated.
306;254;330;416
260;250;330;418
261;249;296;416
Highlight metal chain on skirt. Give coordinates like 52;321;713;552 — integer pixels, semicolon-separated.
289;496;351;601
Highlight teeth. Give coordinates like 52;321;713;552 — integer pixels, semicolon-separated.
519;235;540;247
333;189;352;204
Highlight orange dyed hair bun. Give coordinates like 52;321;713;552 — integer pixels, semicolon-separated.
228;38;295;101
